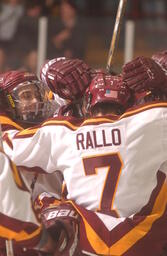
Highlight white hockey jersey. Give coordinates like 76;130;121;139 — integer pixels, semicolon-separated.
2;101;167;255
0;150;41;254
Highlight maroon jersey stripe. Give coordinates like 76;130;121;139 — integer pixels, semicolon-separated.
69;170;166;249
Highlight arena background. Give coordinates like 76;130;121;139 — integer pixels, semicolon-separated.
0;0;166;75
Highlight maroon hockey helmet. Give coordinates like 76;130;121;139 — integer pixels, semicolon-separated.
83;73;131;115
0;70;56;125
152;50;167;73
40;57;92;101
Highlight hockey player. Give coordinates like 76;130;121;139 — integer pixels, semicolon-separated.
0;70;67;255
2;67;167;255
0;53;167;254
0;60;94;255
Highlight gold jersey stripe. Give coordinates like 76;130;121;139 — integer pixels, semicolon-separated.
121;102;167;119
68;180;167;255
0;225;41;241
109;181;167;255
0;116;23;130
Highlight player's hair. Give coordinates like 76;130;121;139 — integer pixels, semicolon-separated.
91;102;124;117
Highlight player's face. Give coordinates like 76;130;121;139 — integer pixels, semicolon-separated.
10;81;55;124
17;83;41;115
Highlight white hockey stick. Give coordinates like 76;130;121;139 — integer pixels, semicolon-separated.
106;0;128;73
5;240;14;256
82;250;100;256
0;123;3;150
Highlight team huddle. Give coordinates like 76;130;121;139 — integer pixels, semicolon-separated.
0;50;167;256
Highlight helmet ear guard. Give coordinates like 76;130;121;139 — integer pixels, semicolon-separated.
0;90;15;118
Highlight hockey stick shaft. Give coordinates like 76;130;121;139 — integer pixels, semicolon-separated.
106;0;127;73
5;240;14;256
0;123;3;150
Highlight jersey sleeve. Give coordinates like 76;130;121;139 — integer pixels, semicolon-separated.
0;151;41;249
5;125;56;173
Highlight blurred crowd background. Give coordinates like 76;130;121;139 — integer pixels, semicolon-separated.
0;0;167;74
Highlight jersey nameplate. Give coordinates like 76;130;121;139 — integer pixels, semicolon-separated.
76;126;124;150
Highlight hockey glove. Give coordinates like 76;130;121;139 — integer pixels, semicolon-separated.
152;50;167;73
40;57;92;101
122;56;167;92
41;202;80;256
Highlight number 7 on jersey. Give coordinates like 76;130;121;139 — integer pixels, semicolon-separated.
82;153;123;216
